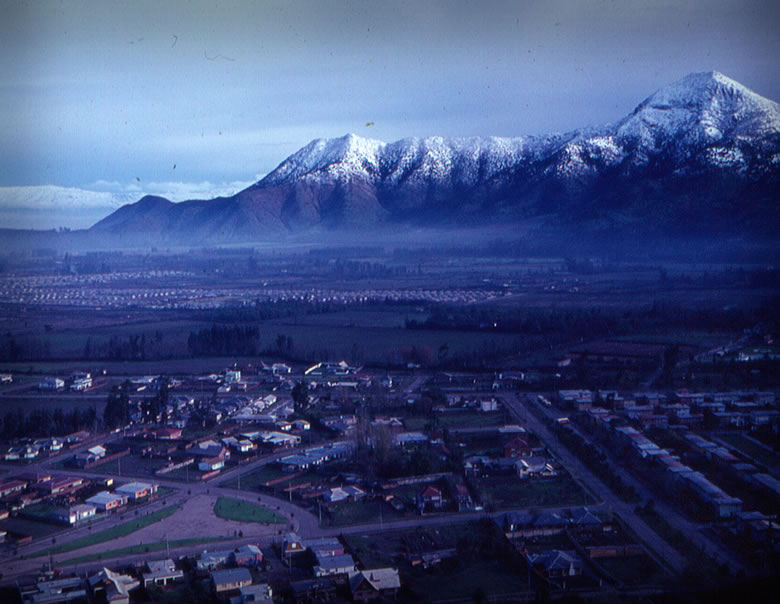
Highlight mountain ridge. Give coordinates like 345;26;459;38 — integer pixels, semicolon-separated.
91;71;780;242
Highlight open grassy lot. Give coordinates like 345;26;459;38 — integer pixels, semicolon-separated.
1;516;64;540
32;504;179;557
437;411;506;429
404;559;530;601
474;474;592;510
597;553;667;586
213;496;286;524
220;464;287;489
221;465;323;491
324;499;406;528
79;454;165;477
62;535;231;565
343;533;401;568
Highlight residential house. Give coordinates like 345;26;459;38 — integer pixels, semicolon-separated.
504;437;532;458
233;544;264;567
0;478;28;499
74;445;106;467
303;537;344;559
38;377;65;391
86;491;128;512
211;568;252;594
322;485;365;504
417;485;443;512
20;576;86;604
516;456;556;479
198;549;233;570
153;427;183;440
349;568;401;602
394;431;429;447
54;503;96;525
38;475;84;496
116;481;157;501
313;553;356;577
281;532;306;559
527;550;584;579
88;567;139;604
236;583;273;604
199;451;227;472
143;559;184;587
480;398;499;412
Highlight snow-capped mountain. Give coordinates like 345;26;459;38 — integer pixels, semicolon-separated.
91;72;780;242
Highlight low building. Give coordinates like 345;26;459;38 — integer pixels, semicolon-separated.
516;456;557;479
504;437;532;458
322;485;365;503
292;419;311;431
233;544;264;567
527;549;584;579
38;475;84;496
237;583;273;603
88;567;139;604
211;568;252;593
281;532;306;559
54;503;96;525
198;549;233;570
143;559;184;587
417;485;443;511
115;481;157;501
199;453;226;472
304;537;344;558
20;576;87;604
86;491;128;512
313;553;356;577
349;568;401;602
0;478;28;499
38;377;65;391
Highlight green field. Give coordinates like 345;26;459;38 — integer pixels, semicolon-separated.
343;533;400;568
405;559;531;601
325;499;406;528
221;465;323;491
475;474;592;509
597;553;667;586
33;505;179;558
213;496;286;524
61;535;230;565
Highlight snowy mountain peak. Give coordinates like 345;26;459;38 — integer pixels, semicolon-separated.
262;133;386;185
617;71;780;146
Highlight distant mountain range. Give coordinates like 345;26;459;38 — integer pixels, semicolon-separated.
34;72;780;246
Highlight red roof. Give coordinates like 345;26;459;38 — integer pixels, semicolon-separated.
420;485;441;498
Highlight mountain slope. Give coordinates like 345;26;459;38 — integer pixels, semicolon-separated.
91;72;780;242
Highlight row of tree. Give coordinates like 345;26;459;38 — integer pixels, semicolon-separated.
1;406;97;440
187;324;259;357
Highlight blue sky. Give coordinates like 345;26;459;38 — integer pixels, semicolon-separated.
1;0;779;228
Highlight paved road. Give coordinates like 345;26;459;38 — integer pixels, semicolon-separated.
507;392;749;576
500;392;686;574
559;419;750;575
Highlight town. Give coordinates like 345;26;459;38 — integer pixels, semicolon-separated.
0;245;778;603
0;345;778;602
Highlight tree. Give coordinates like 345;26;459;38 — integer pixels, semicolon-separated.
292;381;310;414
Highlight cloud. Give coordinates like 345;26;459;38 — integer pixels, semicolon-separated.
0;178;264;230
0;185;134;210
